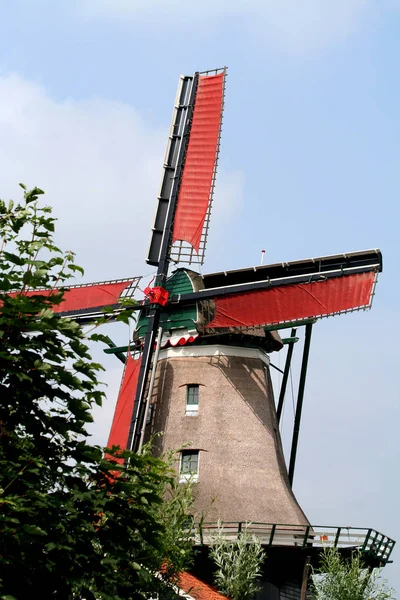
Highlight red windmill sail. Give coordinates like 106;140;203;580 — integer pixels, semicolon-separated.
107;354;142;458
205;271;376;330
4;277;138;321
172;72;225;253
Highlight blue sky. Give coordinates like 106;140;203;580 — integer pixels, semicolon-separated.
1;0;399;591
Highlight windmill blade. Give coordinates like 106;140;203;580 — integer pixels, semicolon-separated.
146;74;195;268
205;271;376;330
6;277;141;324
146;68;226;268
170;68;226;264
107;352;142;460
172;249;382;331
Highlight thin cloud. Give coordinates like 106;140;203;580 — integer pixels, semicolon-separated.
80;0;374;52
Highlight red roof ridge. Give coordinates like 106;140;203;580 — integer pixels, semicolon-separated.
178;571;229;600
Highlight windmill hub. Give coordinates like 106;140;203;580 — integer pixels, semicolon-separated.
143;285;169;307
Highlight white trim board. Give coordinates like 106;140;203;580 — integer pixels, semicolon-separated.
158;344;270;366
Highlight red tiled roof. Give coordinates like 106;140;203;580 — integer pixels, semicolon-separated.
178;572;229;600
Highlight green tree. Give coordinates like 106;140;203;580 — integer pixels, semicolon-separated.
209;525;265;600
311;547;395;600
0;185;194;600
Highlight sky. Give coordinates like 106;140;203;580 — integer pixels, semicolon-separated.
1;0;399;591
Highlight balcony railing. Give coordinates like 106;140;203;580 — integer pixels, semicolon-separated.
193;522;395;565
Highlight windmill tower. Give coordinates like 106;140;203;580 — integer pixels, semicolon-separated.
53;68;395;598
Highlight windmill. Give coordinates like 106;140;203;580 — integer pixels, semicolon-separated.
50;68;395;597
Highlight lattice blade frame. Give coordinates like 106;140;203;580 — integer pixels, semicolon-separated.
169;67;227;266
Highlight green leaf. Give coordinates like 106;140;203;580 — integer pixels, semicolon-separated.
90;333;111;344
2;251;25;265
22;524;47;536
116;310;131;324
67;264;84;275
25;187;44;203
45;542;57;552
42;220;55;232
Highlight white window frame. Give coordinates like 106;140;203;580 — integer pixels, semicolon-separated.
179;450;199;483
185;384;199;416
